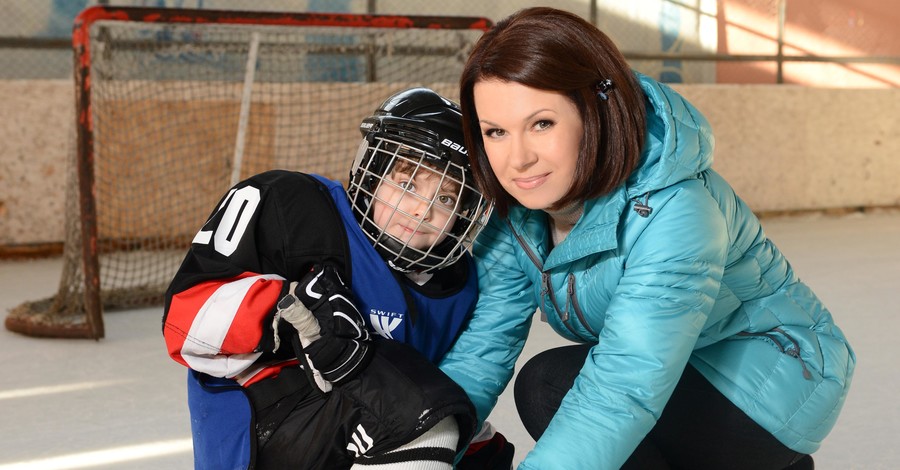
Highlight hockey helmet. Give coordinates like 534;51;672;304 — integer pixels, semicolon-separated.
348;88;492;273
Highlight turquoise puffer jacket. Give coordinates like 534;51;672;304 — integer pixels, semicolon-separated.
439;73;855;469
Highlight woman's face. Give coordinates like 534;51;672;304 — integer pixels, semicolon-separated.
473;79;584;211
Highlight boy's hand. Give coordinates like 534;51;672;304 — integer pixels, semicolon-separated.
276;265;372;392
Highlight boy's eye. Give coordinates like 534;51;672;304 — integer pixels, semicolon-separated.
397;180;417;193
397;180;418;193
437;194;457;208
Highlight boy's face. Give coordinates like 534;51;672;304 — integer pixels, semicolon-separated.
371;163;460;251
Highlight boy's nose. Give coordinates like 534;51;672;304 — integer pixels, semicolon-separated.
402;193;433;221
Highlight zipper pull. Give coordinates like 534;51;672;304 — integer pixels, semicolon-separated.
772;327;813;380
633;193;653;217
787;348;813;380
540;273;549;322
564;274;575;322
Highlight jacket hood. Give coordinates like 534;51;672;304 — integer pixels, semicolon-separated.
625;72;715;198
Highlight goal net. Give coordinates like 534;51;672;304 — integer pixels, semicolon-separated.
5;6;490;339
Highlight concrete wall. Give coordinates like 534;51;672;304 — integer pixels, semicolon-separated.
1;80;73;247
1;79;898;247
677;84;900;211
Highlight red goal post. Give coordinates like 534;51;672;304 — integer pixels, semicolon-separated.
5;6;491;339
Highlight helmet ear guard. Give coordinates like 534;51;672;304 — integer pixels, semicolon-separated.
347;88;492;273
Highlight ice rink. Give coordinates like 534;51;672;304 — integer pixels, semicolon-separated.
1;210;898;470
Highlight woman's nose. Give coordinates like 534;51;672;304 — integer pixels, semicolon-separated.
508;136;537;171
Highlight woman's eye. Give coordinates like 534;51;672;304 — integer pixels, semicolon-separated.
483;128;505;138
534;120;554;131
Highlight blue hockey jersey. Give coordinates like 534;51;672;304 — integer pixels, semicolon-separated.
165;171;477;469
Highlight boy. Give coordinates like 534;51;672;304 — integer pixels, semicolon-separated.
163;88;512;469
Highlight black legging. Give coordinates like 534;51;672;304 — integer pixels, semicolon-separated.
514;344;812;470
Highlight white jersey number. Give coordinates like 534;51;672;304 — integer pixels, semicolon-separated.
192;186;261;257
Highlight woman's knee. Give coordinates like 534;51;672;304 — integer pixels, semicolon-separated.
514;344;591;439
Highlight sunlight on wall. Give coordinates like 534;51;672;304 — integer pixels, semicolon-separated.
719;0;900;87
595;0;718;83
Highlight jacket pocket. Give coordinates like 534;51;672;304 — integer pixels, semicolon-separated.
737;327;813;380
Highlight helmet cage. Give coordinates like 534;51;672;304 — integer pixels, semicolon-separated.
348;117;491;273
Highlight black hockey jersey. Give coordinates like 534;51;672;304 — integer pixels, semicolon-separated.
164;169;477;384
163;170;478;469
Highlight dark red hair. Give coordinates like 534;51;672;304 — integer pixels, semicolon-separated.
460;7;646;217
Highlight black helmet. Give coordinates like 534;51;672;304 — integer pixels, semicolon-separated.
347;88;492;273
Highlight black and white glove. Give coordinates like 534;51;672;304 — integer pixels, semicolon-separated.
273;264;372;393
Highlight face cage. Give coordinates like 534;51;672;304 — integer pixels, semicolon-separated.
349;135;492;273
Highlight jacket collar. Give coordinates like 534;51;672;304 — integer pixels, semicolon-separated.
507;187;627;270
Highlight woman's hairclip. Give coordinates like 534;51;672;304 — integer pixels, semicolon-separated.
595;79;614;101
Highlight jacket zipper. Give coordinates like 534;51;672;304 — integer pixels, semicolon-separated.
566;274;597;337
507;220;590;341
737;327;813;380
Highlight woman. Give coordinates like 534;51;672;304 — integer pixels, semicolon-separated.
438;7;855;470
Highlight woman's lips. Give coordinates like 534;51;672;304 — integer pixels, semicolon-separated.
513;173;549;190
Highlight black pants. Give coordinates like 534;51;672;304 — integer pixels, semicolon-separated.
514;344;810;470
249;338;474;470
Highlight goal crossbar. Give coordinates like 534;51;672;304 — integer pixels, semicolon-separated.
6;6;490;339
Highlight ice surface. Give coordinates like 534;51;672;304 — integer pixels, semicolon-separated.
1;211;897;469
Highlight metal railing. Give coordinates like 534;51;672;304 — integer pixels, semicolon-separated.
616;0;900;84
1;0;897;85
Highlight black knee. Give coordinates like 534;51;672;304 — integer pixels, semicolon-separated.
783;455;814;470
514;344;591;440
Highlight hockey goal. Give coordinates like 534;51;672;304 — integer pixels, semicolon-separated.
5;6;490;339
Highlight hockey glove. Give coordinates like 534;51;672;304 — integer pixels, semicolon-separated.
275;264;372;393
457;430;515;470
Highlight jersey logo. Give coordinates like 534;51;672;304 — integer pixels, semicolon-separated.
347;424;374;458
368;310;402;339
